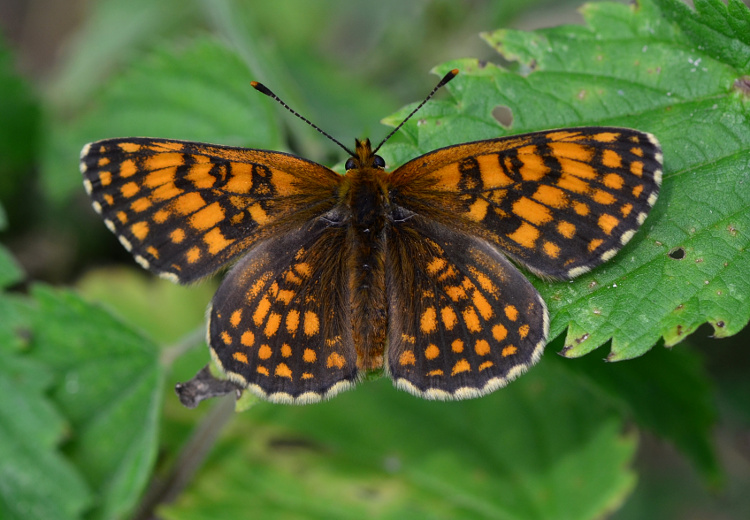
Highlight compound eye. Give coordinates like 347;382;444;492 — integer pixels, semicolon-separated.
345;158;356;170
373;155;386;168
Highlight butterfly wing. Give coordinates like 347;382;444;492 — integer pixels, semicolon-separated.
208;213;358;403
80;138;342;283
389;127;663;279
386;213;548;399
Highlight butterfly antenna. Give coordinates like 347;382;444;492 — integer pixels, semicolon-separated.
251;81;356;156
372;69;458;154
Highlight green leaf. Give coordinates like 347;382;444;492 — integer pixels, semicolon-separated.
564;342;719;483
159;358;636;520
0;359;93;520
0;243;23;289
383;0;750;361
76;266;216;345
652;0;750;72
29;286;164;520
0;293;92;520
42;37;281;204
0;245;33;353
0;293;31;356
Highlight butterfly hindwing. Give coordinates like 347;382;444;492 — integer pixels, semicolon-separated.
386;214;548;399
390;127;663;279
208;216;358;403
80;138;342;282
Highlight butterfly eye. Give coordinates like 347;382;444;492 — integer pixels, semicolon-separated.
373;155;386;168
345;158;356;170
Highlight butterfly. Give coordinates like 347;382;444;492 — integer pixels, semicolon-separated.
80;69;662;404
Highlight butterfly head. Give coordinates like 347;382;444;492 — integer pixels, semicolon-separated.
345;138;386;171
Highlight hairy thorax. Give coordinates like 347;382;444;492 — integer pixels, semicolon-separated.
341;166;390;371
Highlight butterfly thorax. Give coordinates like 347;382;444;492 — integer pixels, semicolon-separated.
342;139;390;372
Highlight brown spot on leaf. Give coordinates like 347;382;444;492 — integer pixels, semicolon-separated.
734;76;750;95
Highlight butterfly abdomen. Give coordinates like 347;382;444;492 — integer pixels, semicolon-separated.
344;168;390;372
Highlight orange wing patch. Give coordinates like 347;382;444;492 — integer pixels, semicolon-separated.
391;127;662;279
81;138;342;283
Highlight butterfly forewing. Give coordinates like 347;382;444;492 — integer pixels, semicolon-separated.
80;138;342;282
390;127;662;279
386;215;548;399
208;217;357;403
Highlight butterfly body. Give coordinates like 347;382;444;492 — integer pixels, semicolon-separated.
82;124;662;404
341;140;390;372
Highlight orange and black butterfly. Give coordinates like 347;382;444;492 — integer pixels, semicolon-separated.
80;69;662;404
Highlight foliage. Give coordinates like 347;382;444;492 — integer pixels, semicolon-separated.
0;0;748;518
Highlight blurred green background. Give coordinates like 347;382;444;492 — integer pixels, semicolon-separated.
1;0;749;519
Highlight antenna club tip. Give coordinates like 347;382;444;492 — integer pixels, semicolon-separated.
438;69;459;87
251;81;273;96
